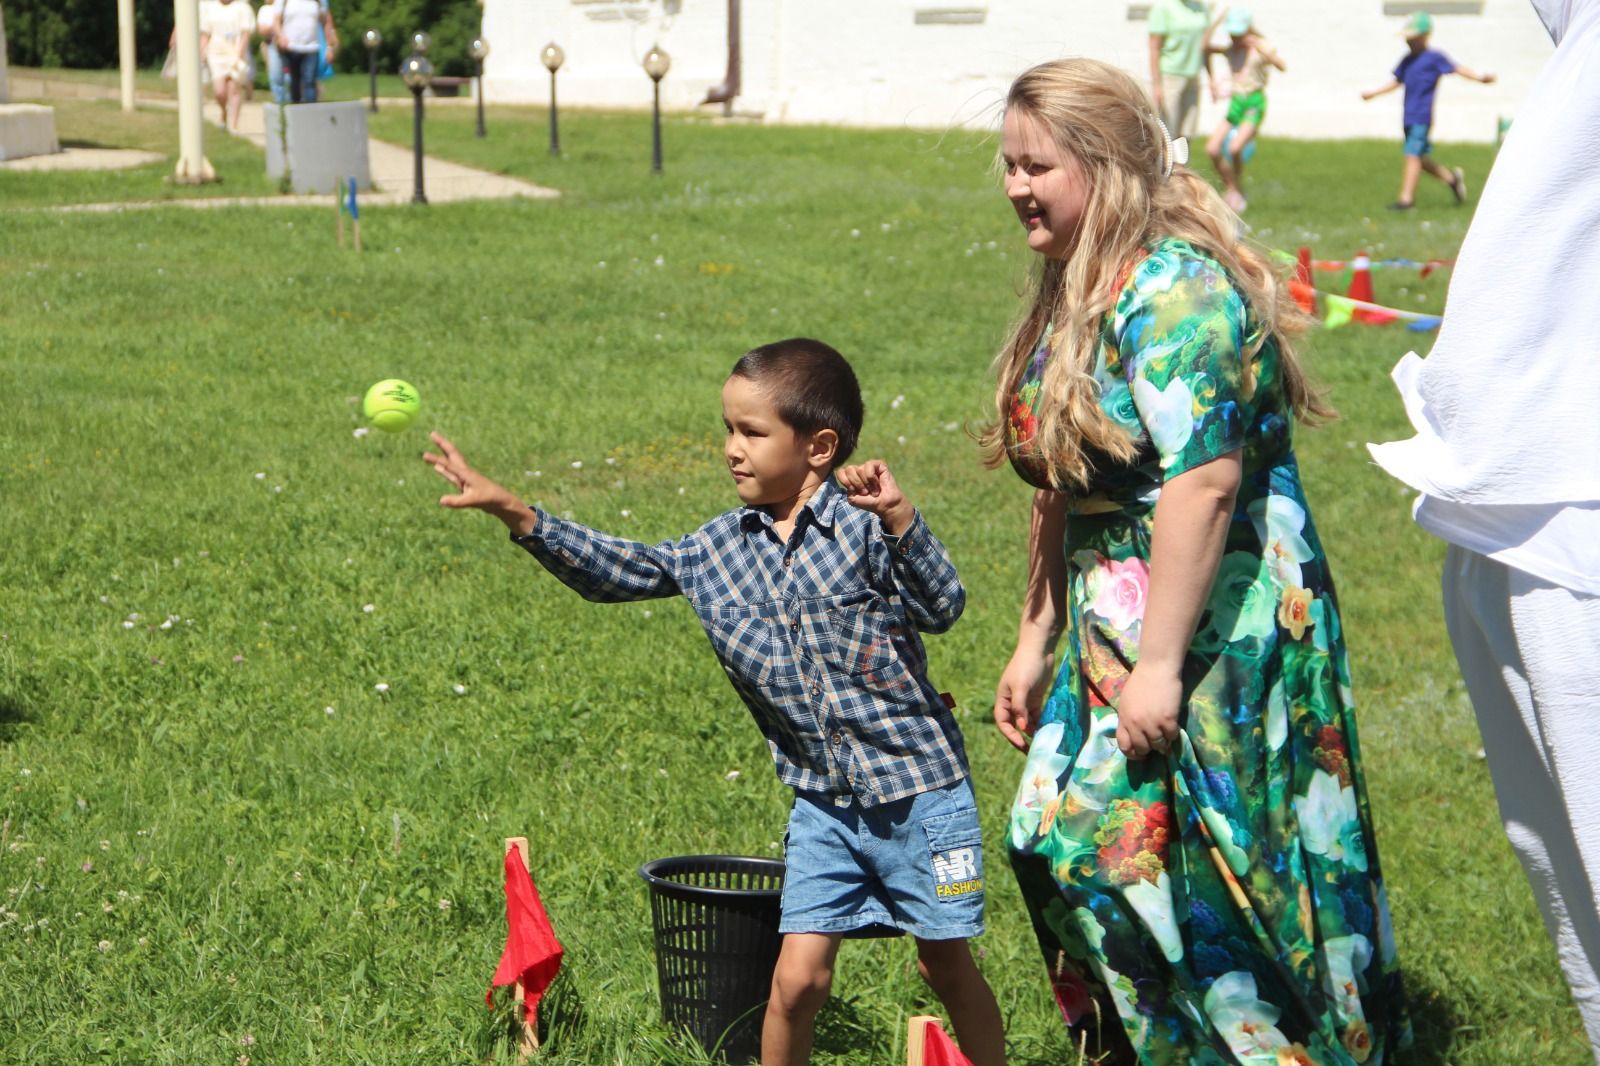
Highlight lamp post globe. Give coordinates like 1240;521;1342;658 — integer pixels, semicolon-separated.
363;29;383;112
400;52;434;204
642;45;671;175
410;31;431;56
542;42;565;157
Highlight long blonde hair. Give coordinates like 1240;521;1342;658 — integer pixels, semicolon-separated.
978;58;1330;492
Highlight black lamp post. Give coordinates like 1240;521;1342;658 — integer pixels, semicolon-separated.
469;37;490;138
643;45;671;176
400;40;433;205
541;42;565;157
363;29;382;112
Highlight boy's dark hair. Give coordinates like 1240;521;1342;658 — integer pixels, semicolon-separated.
730;338;864;467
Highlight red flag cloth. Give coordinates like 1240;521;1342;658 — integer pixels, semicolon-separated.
921;1020;975;1066
486;848;564;1021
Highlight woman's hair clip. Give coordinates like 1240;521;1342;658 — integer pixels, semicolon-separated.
1154;116;1190;179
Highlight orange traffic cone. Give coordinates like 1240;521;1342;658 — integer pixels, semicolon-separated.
1347;252;1396;324
1290;246;1316;313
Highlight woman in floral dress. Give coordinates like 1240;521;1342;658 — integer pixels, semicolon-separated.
981;59;1410;1063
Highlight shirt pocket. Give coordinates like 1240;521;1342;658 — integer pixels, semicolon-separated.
708;603;792;691
821;593;902;678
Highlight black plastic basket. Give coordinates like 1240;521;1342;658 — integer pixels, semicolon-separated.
639;855;786;1064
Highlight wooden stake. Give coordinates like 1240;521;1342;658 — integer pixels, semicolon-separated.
505;836;540;1061
906;1015;938;1066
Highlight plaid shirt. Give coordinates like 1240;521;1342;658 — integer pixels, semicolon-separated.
512;479;969;807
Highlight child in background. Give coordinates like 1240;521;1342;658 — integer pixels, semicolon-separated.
1204;6;1285;213
423;339;1005;1066
1362;10;1496;210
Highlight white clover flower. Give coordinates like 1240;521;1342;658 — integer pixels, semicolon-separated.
725;770;740;781
850;228;861;238
597;261;607;268
353;427;369;439
325;706;336;716
653;256;665;267
159;620;172;630
570;460;583;470
897;435;907;445
452;684;466;696
97;940;112;953
122;621;135;630
374;682;389;694
642;609;653;619
254;472;265;480
438;898;452;912
620;509;631;518
891;394;905;409
20;768;31;777
362;604;375;614
272;486;282;493
606;457;617;466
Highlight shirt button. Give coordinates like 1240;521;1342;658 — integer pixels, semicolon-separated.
811;681;822;696
830;732;842;747
783;555;793;568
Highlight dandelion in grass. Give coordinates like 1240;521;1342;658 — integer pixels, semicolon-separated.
97;940;112;953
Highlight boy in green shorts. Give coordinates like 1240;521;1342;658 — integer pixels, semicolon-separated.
1204;6;1285;213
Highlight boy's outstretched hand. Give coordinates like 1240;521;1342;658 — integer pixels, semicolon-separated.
835;459;916;536
422;431;537;536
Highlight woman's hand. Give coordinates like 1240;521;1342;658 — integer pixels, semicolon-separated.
1115;663;1183;759
994;648;1051;752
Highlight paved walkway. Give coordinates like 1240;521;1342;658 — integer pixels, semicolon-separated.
3;76;557;209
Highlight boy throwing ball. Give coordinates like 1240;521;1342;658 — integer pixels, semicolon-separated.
424;338;1004;1066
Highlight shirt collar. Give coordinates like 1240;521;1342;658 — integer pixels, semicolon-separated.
739;478;842;536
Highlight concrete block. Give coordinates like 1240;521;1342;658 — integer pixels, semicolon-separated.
0;104;61;162
263;101;372;194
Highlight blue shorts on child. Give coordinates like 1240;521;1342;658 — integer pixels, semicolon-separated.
779;777;985;940
1403;123;1434;157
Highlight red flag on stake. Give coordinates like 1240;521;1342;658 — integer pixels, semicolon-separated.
906;1015;975;1066
488;837;564;1052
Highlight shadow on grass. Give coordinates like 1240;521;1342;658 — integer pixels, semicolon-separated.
1403;967;1469;1065
0;693;32;744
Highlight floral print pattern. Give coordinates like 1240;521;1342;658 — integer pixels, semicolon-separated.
1005;240;1410;1063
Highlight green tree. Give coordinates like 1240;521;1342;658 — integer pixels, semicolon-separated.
0;0;483;76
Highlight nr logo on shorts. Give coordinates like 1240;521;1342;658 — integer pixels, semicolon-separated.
931;846;983;901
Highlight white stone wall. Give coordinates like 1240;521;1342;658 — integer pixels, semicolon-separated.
481;0;1552;142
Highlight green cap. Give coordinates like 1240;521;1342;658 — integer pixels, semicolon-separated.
1402;11;1434;37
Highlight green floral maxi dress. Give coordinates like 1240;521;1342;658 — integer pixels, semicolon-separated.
1004;240;1410;1064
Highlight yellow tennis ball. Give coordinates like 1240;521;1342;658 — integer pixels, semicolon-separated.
362;379;420;433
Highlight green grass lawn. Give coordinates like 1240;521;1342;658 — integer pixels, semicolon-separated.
0;96;1587;1064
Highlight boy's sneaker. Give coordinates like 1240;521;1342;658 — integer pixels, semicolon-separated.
1387;200;1415;211
1450;167;1469;204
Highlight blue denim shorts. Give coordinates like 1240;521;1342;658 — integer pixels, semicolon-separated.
1403;123;1433;157
779;778;985;940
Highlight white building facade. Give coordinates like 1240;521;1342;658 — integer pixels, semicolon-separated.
481;1;1551;142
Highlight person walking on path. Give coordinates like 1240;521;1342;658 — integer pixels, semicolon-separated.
272;0;337;103
1148;0;1215;140
1361;11;1495;210
200;0;255;130
1369;0;1600;1056
987;57;1411;1063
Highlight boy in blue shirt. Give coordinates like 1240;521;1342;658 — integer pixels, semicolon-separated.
423;338;1005;1066
1362;10;1496;210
